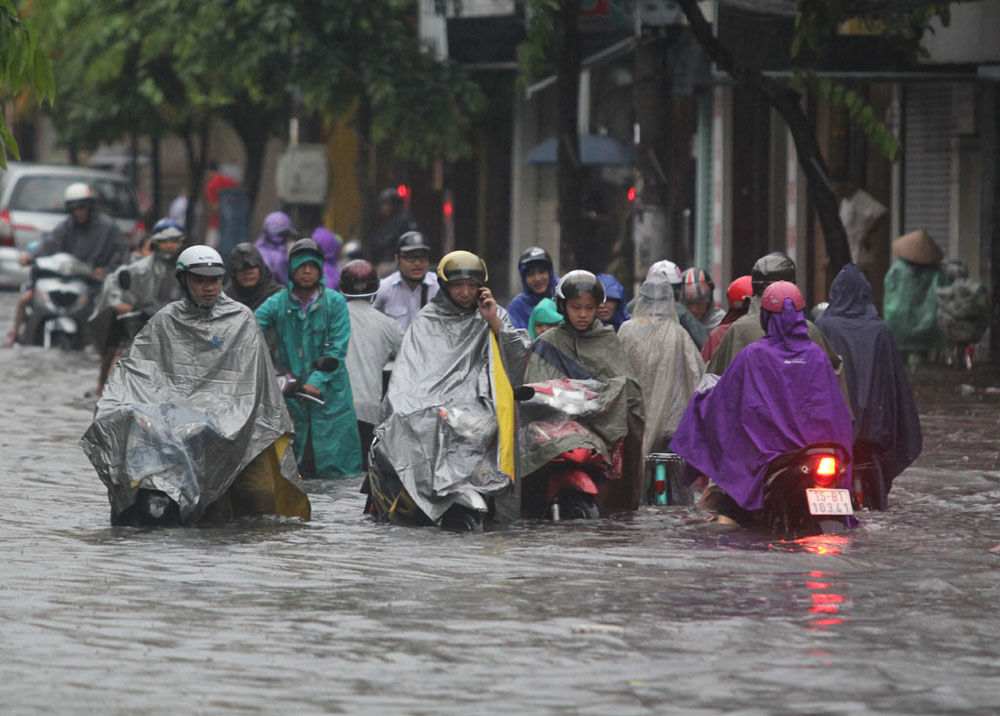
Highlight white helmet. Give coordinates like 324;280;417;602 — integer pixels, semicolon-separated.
64;182;94;209
175;245;225;277
647;259;683;284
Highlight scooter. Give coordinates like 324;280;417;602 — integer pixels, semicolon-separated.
366;403;501;532
756;442;854;537
22;252;96;349
117;357;339;527
515;379;612;522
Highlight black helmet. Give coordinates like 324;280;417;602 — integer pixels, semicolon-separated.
555;270;605;317
397;231;430;255
378;187;403;205
340;259;380;297
436;250;487;290
518;246;552;272
751;252;796;296
289;238;323;260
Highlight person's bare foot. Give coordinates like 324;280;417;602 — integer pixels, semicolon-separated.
4;329;17;347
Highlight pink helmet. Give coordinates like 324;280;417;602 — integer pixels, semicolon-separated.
761;281;805;313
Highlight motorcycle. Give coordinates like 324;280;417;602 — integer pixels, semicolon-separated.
118;357;338;527
515;379;618;522
712;442;854;538
366;402;505;532
22;252;96;349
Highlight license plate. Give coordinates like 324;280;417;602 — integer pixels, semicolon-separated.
806;488;855;516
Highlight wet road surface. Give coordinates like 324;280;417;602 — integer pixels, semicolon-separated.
1;291;998;714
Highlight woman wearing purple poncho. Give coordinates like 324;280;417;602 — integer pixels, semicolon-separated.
671;282;853;516
254;211;294;286
311;226;342;290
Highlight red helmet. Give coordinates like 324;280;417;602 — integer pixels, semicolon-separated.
761;280;805;313
726;275;753;310
340;259;380;297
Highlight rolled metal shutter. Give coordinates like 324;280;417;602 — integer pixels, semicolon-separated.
903;83;954;255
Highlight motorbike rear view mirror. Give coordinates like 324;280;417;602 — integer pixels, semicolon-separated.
118;269;131;290
512;386;535;402
312;356;340;372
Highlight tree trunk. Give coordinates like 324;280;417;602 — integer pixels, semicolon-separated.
151;131;161;219
677;0;852;271
181;118;210;246
239;128;267;222
554;0;584;270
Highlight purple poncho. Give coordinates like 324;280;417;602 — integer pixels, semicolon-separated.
311;227;341;291
671;299;853;511
254;212;292;286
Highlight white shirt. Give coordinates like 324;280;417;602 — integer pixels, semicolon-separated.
372;270;439;332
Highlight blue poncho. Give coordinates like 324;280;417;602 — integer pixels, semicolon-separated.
597;274;630;331
507;257;558;329
816;264;922;492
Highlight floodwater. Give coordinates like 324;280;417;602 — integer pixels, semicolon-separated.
1;292;999;714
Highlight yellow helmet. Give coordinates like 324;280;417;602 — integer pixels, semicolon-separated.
436;250;488;287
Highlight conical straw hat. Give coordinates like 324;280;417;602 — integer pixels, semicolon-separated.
893;229;943;266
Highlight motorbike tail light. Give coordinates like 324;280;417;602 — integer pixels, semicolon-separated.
814;456;839;487
0;208;14;247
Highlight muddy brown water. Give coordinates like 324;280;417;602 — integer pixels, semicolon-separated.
1;292;998;714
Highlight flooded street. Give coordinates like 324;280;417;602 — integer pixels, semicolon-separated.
1;291;998;714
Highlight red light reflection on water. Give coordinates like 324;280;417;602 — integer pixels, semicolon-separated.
796;534;850;555
802;567;848;631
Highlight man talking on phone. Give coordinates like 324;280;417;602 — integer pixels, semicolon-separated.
366;250;531;530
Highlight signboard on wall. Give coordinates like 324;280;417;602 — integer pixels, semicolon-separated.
276;144;329;206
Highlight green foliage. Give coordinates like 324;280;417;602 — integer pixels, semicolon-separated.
791;0;951;163
295;0;486;165
0;0;55;168
37;0;485;176
517;0;561;92
794;70;902;162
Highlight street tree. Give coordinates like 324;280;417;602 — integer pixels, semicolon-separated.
0;0;55;168
676;0;953;272
294;0;486;236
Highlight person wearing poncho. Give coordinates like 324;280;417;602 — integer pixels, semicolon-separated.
81;245;309;525
372;251;531;526
816;264;922;508
672;283;853;515
224;243;284;311
507;246;558;329
522;271;644;514
311;226;342;291
706;253;852;415
883;229;946;357
596;273;631;331
255;239;361;479
618;273;704;460
528;297;563;340
254;211;294;286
